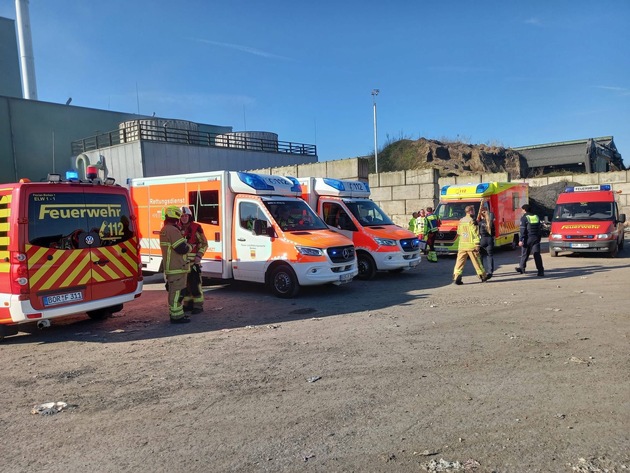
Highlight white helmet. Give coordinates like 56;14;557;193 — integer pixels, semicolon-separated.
181;206;192;216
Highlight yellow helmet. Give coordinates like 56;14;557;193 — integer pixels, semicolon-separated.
162;205;182;220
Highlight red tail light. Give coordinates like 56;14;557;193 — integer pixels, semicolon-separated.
10;252;30;295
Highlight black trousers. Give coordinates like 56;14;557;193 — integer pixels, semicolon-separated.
479;235;495;274
519;237;544;273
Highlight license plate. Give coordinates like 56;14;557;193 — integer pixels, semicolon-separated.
339;273;353;282
43;291;83;307
418;241;427;251
435;246;449;253
570;243;589;249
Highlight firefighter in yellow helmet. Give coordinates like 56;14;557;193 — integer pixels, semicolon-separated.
160;205;192;323
452;205;488;285
178;206;208;314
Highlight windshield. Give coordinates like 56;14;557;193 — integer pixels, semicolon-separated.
265;200;328;231
435;202;481;222
553;202;614;222
345;200;393;226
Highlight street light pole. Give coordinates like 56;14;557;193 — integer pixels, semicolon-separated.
371;89;379;174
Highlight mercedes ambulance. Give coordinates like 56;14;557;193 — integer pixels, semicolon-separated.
130;171;357;298
297;177;422;280
0;171;143;340
433;182;529;253
549;184;626;257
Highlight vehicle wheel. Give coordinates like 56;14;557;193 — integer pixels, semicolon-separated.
269;264;300;298
87;308;112;320
357;253;377;280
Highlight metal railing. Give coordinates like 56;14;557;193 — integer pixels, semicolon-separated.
71;122;317;157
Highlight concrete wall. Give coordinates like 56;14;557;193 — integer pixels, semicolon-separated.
250;157;630;228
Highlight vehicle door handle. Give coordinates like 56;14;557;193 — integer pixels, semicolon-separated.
237;238;246;242
94;259;110;266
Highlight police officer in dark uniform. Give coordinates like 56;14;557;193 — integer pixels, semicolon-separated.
515;204;545;277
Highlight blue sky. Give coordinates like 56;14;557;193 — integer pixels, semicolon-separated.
2;0;629;166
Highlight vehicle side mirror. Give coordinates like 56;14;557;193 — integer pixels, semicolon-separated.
619;214;626;224
266;226;277;238
543;216;550;223
253;219;266;236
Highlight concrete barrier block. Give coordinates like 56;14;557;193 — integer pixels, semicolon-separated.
420;184;437;200
379;171;406;186
578;174;599;185
370;186;392;201
297;162;328;178
406;168;437;184
392;184;420;200
272;165;298;177
369;174;379;188
378;200;406;215
602;171;627;184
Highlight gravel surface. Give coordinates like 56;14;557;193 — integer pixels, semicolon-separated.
1;240;629;473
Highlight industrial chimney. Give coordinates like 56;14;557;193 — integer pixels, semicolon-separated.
15;0;37;100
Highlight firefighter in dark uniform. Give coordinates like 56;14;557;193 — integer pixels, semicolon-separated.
178;206;208;314
515;204;545;277
160;206;192;323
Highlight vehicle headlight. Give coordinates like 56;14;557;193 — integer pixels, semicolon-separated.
596;233;612;239
296;246;323;256
550;234;563;240
374;238;397;246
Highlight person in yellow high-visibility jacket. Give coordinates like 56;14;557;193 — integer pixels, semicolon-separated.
160;206;193;323
452;205;488;285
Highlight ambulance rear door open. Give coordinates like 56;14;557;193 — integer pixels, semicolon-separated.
24;186;140;312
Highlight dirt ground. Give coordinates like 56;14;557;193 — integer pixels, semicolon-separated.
1;240;629;473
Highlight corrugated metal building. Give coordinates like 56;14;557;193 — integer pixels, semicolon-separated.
514;137;624;176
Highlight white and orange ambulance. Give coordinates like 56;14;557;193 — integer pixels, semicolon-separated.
549;184;626;257
434;182;529;253
129;171;357;298
297;177;422;280
0;171;143;340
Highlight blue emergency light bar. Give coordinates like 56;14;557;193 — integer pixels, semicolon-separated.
285;176;302;193
323;178;345;192
476;183;490;194
565;184;611;193
237;172;275;191
65;170;79;180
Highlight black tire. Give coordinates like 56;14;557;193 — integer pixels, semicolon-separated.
269;264;300;298
87;308;112;320
357;252;377;280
